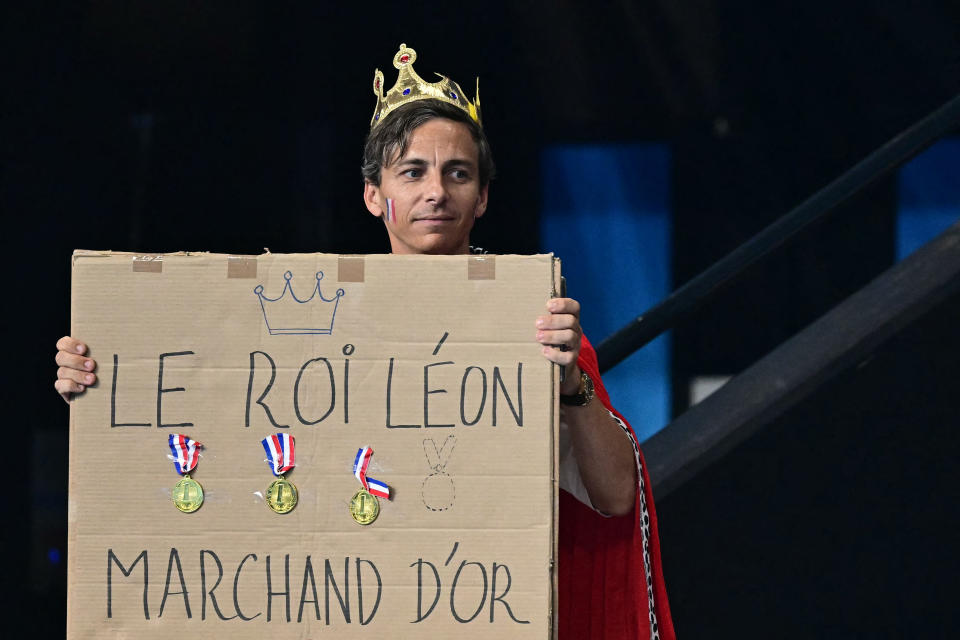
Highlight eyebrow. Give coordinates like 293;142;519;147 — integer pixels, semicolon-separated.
394;157;478;171
394;158;428;169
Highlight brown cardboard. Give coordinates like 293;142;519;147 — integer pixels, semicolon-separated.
68;251;560;639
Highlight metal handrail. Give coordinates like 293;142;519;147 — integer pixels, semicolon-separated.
596;92;960;373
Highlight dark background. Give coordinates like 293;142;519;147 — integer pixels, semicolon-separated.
3;1;959;636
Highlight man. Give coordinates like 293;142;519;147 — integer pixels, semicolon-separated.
55;44;675;639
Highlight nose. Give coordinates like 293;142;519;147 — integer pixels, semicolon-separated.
423;169;448;205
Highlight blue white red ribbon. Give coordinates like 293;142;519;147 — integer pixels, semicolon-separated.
262;433;296;476
353;446;390;499
168;434;201;475
366;477;390;499
385;198;396;223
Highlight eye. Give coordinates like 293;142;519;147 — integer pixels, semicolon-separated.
401;168;422;179
449;168;471;181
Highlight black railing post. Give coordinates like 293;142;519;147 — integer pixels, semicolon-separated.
596;92;960;373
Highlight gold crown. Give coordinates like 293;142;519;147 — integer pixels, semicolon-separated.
370;43;481;129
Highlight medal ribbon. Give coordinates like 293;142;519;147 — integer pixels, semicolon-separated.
262;433;296;476
353;446;390;499
168;434;202;475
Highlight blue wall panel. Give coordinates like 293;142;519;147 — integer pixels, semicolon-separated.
541;145;671;442
896;138;960;260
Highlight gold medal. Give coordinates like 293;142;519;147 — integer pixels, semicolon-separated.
168;435;204;514
266;476;298;514
350;447;391;524
350;488;380;525
262;433;298;513
172;474;204;513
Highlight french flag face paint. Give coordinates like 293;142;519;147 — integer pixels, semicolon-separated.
385;198;396;223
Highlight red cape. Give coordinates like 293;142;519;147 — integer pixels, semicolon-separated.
557;335;676;639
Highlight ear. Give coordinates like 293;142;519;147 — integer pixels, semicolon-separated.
474;183;490;219
364;182;384;218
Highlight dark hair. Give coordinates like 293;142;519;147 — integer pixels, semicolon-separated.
361;100;495;187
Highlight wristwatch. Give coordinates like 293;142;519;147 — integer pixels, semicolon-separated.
559;370;595;407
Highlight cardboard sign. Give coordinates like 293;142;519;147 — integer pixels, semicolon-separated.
68;251;560;639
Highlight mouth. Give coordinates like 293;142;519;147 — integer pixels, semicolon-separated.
413;215;456;223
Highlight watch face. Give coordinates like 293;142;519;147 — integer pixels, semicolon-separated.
582;372;595;403
560;371;594;407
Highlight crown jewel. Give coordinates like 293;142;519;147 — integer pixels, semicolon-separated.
370;43;481;129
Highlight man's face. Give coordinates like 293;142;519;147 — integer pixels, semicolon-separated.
364;118;488;255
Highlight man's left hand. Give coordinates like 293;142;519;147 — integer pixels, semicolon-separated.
536;297;583;394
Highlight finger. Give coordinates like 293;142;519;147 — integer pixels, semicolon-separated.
56;336;88;356
547;298;581;316
536;313;581;331
55;350;96;372
55;378;85;402
541;345;578;366
536;329;580;348
58;366;97;387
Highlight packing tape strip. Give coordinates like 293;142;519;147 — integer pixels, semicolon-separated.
338;256;365;282
227;256;257;278
132;255;162;273
467;255;496;280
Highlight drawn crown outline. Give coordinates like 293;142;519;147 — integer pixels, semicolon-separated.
254;270;345;335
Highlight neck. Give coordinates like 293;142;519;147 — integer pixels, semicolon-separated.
388;240;472;256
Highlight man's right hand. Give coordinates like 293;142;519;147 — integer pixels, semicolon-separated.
55;336;97;403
